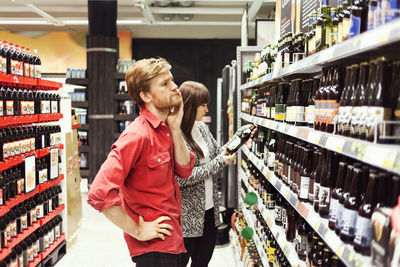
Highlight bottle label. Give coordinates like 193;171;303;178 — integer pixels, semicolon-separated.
354;215;372;248
268;152;275;168
18;255;23;267
315;25;322;51
325;26;332;47
358;106;369;137
55;225;60;238
341;208;358;237
29;64;34;78
41;100;51;114
37;204;44;218
39;169;48;184
28;246;34;261
385;0;399;22
275;104;286;121
24;63;30;77
6;224;10;241
306;105;315;125
343;17;351;41
329;197;339;225
299;176;310;199
284;52;291;67
366;106;392;140
11;220;16;237
282;207;287;230
350;106;362;136
331;26;338;46
299;234;308;255
275;205;282;223
269;247;276;263
21;101;29;115
318;186;331;213
29;101;35;115
368;4;377;30
11;59;19;75
0;189;3;205
261;103;266;117
1;57;6;73
314;182;320;206
35;65;41;78
267;197;275;209
227;135;241;152
30;138;35;152
0;101;3;117
271;107;275;119
21;214;27;229
6;100;14;116
350;15;361;38
17;178;24;195
342;106;352;133
293;106;306;123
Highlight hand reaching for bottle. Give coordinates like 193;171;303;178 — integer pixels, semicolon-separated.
222;149;236;165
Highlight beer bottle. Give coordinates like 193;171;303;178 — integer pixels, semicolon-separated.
275;83;288;121
343;65;359;136
295;79;307;126
309;11;318;55
342;4;352;41
275;193;283;226
392;64;400;140
331;8;339;46
299;148;312;202
286;142;295;188
282;142;291;185
313;148;326;212
286;206;297;242
308;235;320;266
329;162;348;230
327;68;342;133
335;165;354;235
337;66;351;135
315;4;326;52
368;0;378;30
305;79;314;127
353;171;380;255
331;254;346;267
366;57;392;142
271;86;276;120
340;167;363;244
322;2;332;50
315;70;327;131
319;151;339;218
337;0;345;43
294;145;305;194
322;247;333;266
350;62;369;138
226;125;256;154
267;131;276;170
359;61;376;139
308;149;319;203
286;80;295;124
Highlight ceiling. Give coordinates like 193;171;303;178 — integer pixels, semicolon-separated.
0;0;276;38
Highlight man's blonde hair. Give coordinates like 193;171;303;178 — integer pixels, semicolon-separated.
125;58;171;108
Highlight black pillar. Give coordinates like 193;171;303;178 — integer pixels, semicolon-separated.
87;0;119;185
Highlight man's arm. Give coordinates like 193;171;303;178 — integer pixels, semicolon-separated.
103;205;173;241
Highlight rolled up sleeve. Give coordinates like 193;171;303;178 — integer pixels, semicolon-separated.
87;132;144;212
174;152;195;179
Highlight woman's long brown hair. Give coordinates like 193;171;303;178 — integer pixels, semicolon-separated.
179;81;210;159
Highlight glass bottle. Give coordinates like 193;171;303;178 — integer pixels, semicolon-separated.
315;7;324;53
350;62;369;138
308;149;319;203
319;151;338;217
313;148;326;212
329;162;348;230
299;148;312;202
343;65;359;136
335;165;354;235
359;61;375;139
340;167;363;244
322;2;332;50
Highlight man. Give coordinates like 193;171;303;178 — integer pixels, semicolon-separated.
88;58;195;267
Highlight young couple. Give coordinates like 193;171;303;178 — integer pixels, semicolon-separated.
88;58;255;267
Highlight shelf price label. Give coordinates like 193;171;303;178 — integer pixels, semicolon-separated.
307;131;322;144
363;145;397;170
326;136;345;152
278;123;286;133
288;126;298;136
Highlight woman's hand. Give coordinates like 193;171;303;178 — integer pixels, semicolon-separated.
222;149;235;165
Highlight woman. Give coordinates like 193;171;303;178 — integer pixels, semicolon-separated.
177;81;253;267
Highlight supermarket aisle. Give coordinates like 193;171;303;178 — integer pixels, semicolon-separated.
56;180;237;267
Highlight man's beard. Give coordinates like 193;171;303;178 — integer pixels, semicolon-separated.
153;94;181;111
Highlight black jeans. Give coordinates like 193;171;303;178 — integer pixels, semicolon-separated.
179;208;217;267
132;252;180;267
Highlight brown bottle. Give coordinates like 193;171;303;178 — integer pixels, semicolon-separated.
337;66;351;135
308;149;319;203
320;69;333;132
299;148;312;202
358;61;374;139
289;144;298;191
282;142;292;185
319;151;339;218
366;58;391;142
340;167;364;244
293;144;304;194
313;148;326;212
343;65;359;137
335;165;354;235
294;79;307;126
327;68;342;133
353;171;380;255
315;70;327;131
350;62;369;138
390;61;400;141
329;162;348;230
286;142;295;189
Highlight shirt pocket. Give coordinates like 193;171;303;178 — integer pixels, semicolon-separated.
145;151;171;186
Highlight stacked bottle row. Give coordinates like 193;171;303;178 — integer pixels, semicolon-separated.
231;211;263;267
0;125;61;161
243;56;400;142
246;127;400;256
0;215;63;267
0;87;61;117
0;40;41;78
241;158;346;267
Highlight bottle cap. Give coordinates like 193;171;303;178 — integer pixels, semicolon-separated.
241;227;254;239
244;192;258;206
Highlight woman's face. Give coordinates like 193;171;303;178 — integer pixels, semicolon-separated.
195;103;208;121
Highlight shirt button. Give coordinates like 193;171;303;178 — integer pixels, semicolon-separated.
167;133;170;137
158;158;161;163
161;122;165;126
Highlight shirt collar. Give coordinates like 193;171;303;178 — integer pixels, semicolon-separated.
140;108;164;129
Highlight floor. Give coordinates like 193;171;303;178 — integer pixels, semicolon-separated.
56;180;237;267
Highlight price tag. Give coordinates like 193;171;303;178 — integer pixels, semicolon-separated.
307;131;322;144
278;123;286;133
288;126;298;136
335;247;344;257
363;145;397;170
266;120;272;128
272;121;278;130
283;245;291;256
326;136;345;152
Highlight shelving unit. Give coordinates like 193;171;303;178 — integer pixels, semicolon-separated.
114;114;136;121
79;145;90;153
114;93;132;100
241;113;400;175
65;78;88;87
239;19;400;90
114;72;126;80
71;101;89;108
241;146;371;267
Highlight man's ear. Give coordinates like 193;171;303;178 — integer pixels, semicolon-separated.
139;91;152;104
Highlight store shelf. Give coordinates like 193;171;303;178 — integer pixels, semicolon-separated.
241;146;371;267
239;169;306;267
80;169;89;178
65;78;88;86
41;233;66;261
28;254;42;267
78;124;89;131
78;145;90;153
36;144;64;159
36;79;63;91
114;72;126;80
72;123;81;129
240;19;400;90
241;113;400;175
39;204;65;226
114;93;132;100
0;174;64;217
0;73;62;90
0;113;63;128
114;114;136;121
71;101;89;108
